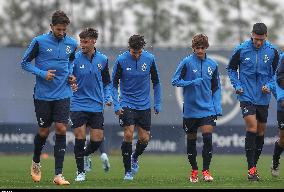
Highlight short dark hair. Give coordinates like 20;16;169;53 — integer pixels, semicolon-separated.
79;28;99;39
128;34;146;50
192;34;209;49
51;10;70;25
252;23;267;35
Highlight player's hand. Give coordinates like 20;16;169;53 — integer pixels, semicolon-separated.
115;108;124;116
45;70;56;81
105;101;112;106
262;85;270;94
68;75;78;92
154;105;161;114
236;88;244;95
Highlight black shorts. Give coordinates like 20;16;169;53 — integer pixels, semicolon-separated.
183;116;216;134
34;98;70;128
119;107;151;131
277;111;284;130
70;111;104;130
240;101;269;123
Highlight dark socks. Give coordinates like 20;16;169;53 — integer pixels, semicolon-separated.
121;141;132;173
187;138;198;170
273;141;284;169
245;131;257;169
54;134;66;175
132;140;148;160
74;139;86;173
83;140;102;156
254;135;264;165
99;139;106;154
33;133;47;163
202;133;213;171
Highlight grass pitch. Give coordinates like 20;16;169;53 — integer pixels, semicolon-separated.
0;154;284;189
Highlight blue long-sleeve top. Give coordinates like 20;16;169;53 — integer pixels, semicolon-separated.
227;39;279;105
111;50;162;112
71;49;112;112
172;53;222;118
21;32;78;101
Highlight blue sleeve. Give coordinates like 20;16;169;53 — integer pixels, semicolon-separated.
227;48;243;91
171;59;203;87
276;54;284;101
101;60;112;103
21;38;47;79
111;59;123;112
212;66;222;116
150;59;162;112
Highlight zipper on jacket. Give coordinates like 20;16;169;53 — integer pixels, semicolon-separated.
255;50;258;99
200;60;203;78
57;40;60;59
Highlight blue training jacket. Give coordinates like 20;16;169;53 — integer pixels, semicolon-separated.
227;39;279;105
111;50;162;112
171;53;222;118
71;49;112;112
21;32;78;101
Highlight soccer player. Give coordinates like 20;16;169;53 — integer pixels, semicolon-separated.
70;28;112;182
227;23;279;181
21;10;77;185
172;34;222;183
111;34;162;180
271;53;284;177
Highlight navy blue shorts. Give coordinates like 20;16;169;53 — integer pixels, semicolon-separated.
70;111;104;130
119;107;151;131
34;98;70;128
183;116;216;134
277;111;284;130
240;101;269;123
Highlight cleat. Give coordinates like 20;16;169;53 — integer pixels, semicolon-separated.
189;170;199;183
31;161;41;182
84;155;92;172
53;174;70;185
248;167;260;181
131;154;139;175
271;161;280;177
75;171;86;182
124;171;133;181
100;153;110;172
202;170;213;182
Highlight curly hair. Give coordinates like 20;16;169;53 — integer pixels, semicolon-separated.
128;34;146;50
51;10;70;25
192;34;209;49
79;28;99;39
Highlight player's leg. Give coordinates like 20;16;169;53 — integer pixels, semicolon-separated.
53;98;70;185
200;116;215;182
271;111;284;177
131;108;151;175
31;99;52;182
71;111;87;181
183;118;199;183
240;102;259;181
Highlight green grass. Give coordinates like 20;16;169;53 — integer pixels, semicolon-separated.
0;154;284;189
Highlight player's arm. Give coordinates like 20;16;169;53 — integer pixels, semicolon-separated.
171;59;203;87
263;48;279;93
227;48;243;94
101;59;112;106
211;66;222;117
21;38;47;79
276;55;284;106
68;48;77;91
111;60;123;115
150;59;162;114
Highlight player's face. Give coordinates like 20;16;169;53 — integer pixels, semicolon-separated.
251;33;267;49
193;46;207;59
51;23;68;39
129;48;143;60
80;38;96;54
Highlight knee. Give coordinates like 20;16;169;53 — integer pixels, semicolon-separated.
55;123;67;135
38;128;49;138
124;131;133;142
138;133;150;143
